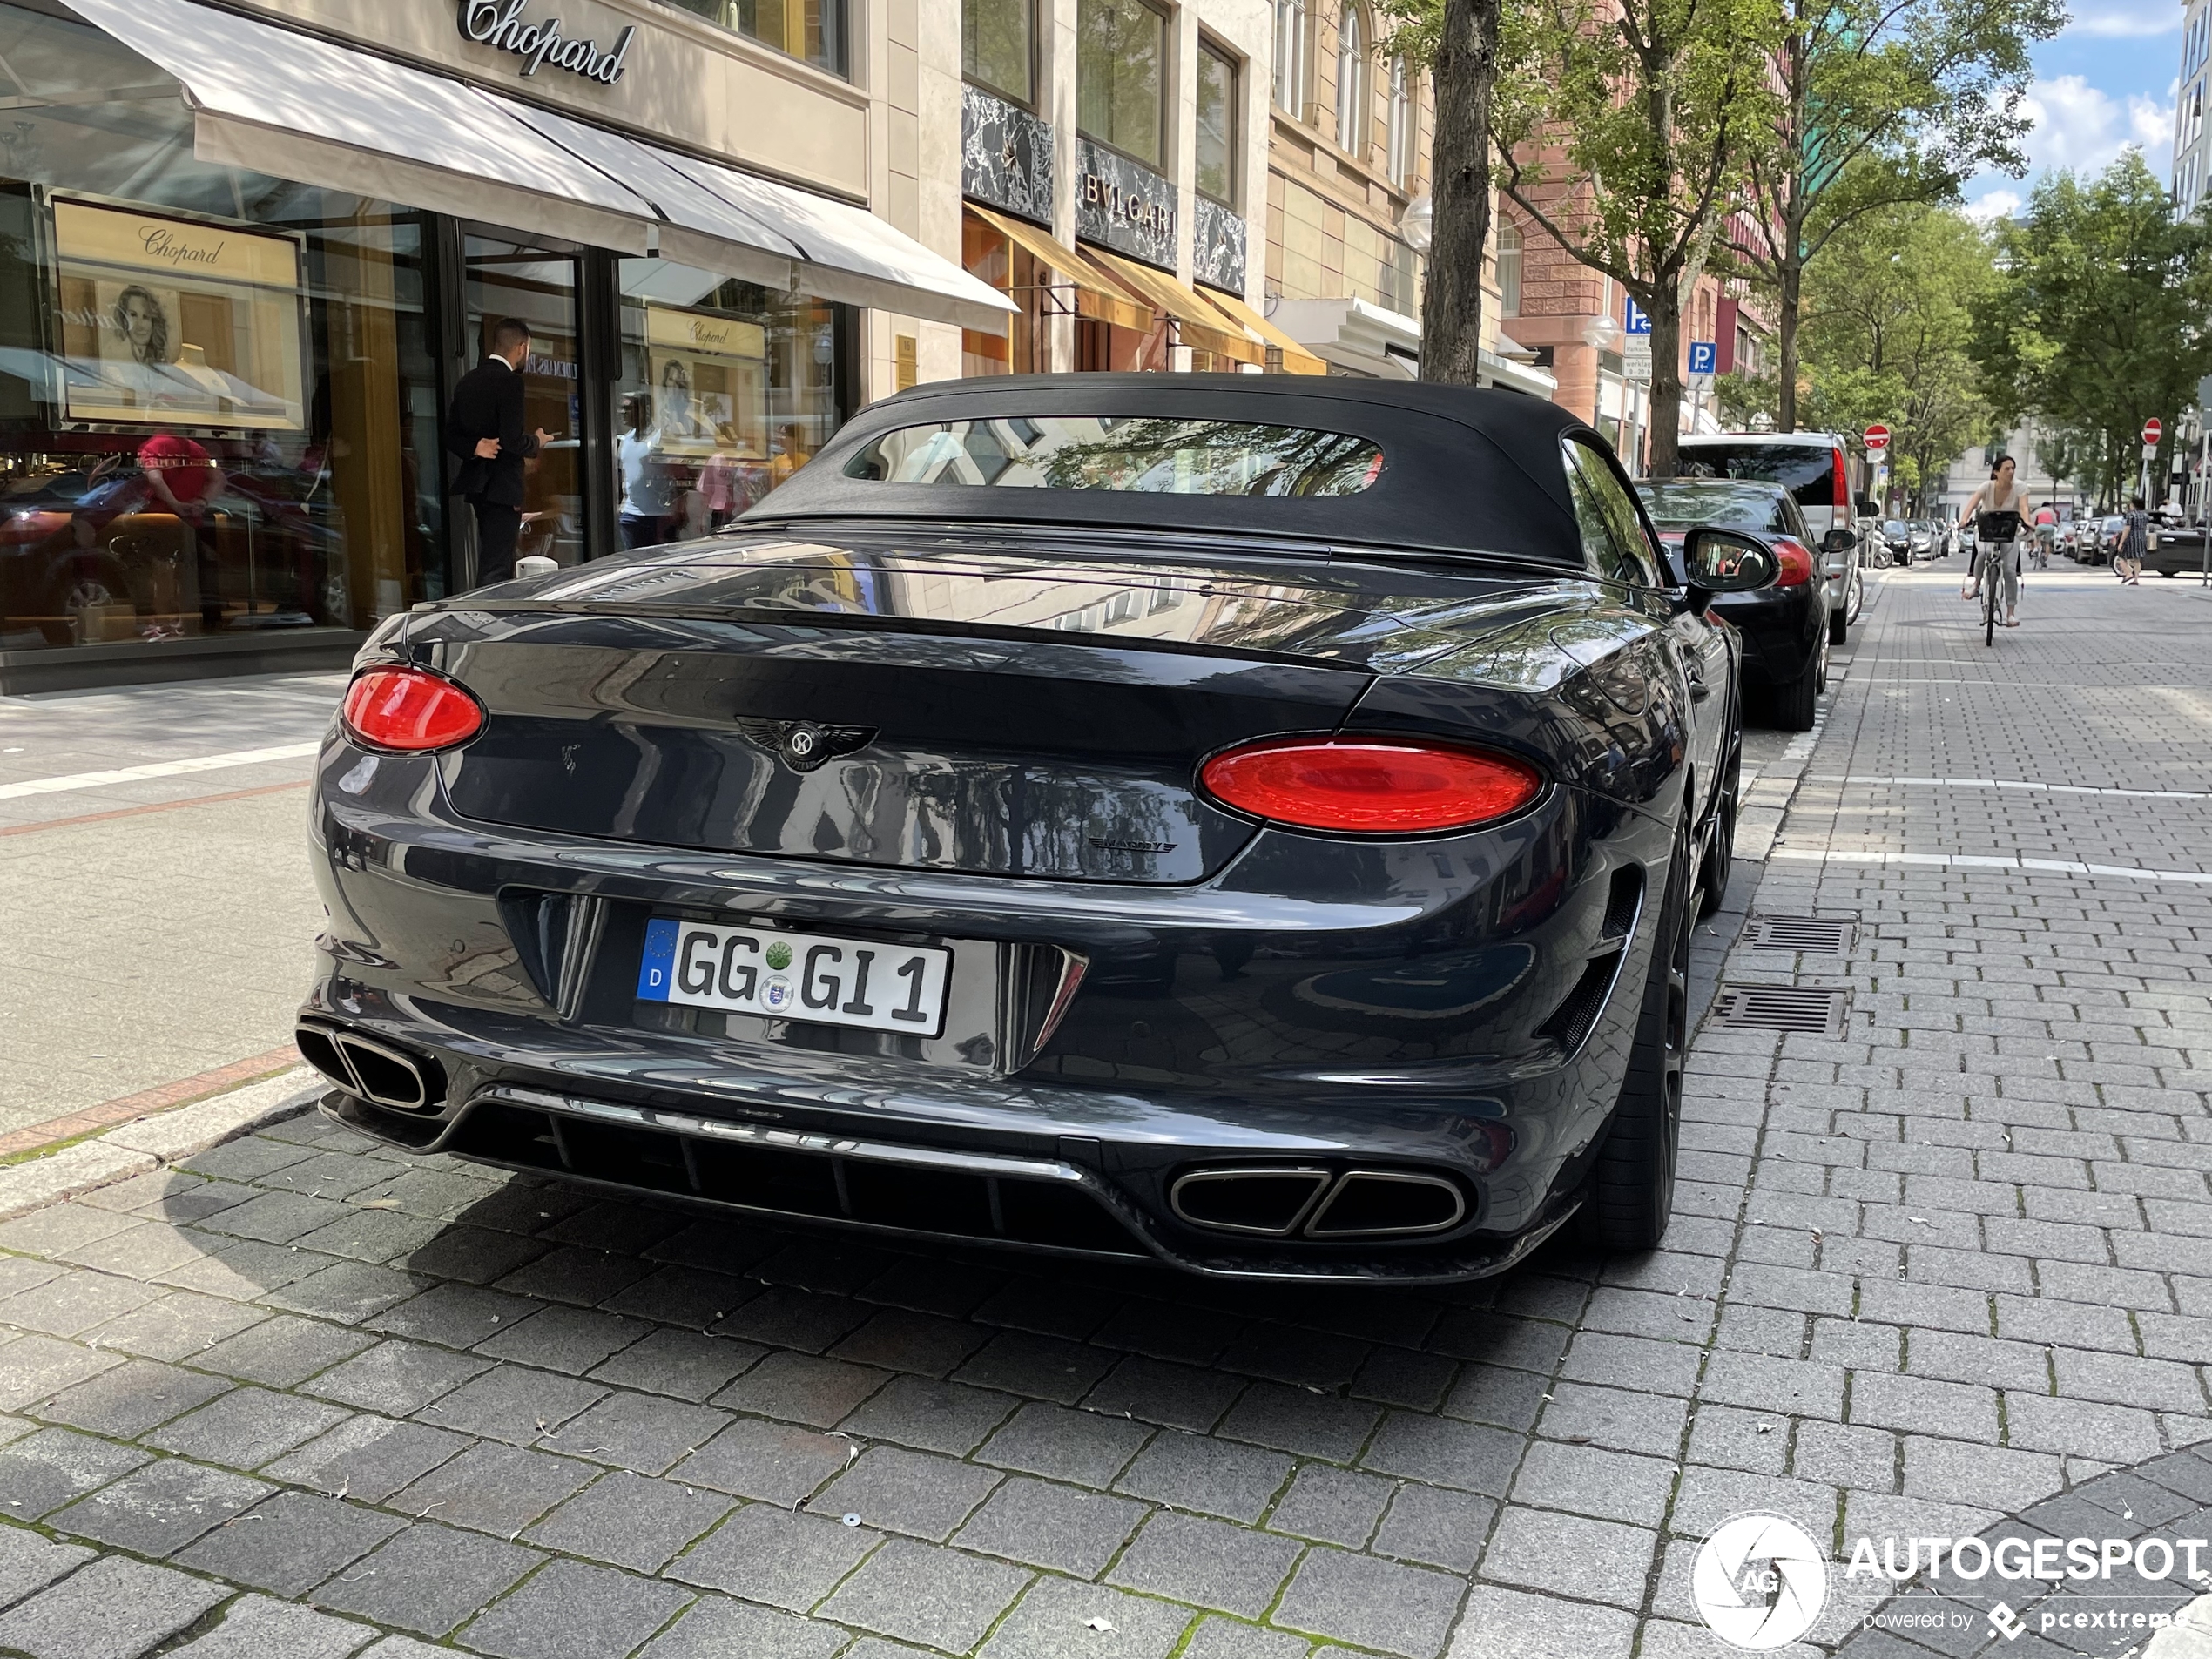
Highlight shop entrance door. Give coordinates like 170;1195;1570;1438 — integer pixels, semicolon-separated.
463;235;588;570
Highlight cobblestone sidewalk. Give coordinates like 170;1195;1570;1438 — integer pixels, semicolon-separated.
0;570;2202;1659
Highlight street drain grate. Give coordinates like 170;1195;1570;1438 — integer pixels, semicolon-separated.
1748;915;1857;953
1716;984;1849;1038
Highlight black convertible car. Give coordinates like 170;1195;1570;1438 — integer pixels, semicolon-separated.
300;376;1773;1283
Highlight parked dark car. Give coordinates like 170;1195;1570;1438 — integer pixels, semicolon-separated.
2141;522;2209;577
1882;518;1914;565
299;376;1774;1283
1637;476;1834;731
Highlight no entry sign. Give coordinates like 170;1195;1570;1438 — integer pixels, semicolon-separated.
1863;424;1890;450
2144;418;2163;444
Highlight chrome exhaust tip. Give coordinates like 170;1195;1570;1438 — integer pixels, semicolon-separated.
1304;1170;1467;1238
1170;1165;1467;1240
1169;1168;1333;1236
297;1024;443;1112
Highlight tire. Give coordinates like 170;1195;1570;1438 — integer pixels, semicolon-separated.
1771;653;1817;730
1697;743;1740;921
1582;815;1692;1251
1847;568;1865;624
1828;601;1847;645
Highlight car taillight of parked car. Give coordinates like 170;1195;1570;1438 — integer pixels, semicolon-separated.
341;666;485;752
1772;538;1816;587
1831;448;1850;512
1201;738;1542;835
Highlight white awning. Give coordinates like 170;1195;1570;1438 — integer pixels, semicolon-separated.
65;0;1014;333
1268;297;1423;380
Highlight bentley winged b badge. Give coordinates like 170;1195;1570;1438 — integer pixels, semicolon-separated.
733;718;876;773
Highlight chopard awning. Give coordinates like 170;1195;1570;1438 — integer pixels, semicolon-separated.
64;0;1016;334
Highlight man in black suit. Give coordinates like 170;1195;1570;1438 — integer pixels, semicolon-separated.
446;316;551;585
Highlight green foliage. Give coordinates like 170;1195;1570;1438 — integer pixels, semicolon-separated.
1797;199;1996;508
1713;369;1780;428
1972;153;2212;506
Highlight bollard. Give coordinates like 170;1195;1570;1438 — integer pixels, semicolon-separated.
516;556;558;578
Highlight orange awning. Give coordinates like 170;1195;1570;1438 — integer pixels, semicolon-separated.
965;205;1153;333
1203;290;1331;376
1083;246;1266;366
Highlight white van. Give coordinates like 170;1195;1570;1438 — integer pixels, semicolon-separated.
1676;431;1864;643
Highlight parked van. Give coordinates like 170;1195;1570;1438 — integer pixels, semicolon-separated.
1676;431;1862;643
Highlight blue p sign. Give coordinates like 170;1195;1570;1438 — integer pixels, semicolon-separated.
1624;299;1652;335
1688;341;1716;374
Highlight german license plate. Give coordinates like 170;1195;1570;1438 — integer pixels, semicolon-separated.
636;918;951;1038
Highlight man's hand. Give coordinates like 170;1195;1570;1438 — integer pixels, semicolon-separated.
534;428;553;449
475;437;501;460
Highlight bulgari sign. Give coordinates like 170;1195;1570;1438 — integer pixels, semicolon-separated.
457;0;634;83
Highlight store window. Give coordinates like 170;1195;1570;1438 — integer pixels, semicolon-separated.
1196;41;1238;205
1079;0;1167;168
610;259;846;546
463;238;585;570
965;0;1034;105
663;0;847;77
961;213;1046;379
1272;0;1306;113
1497;219;1522;317
1386;57;1415;186
1335;5;1367;158
0;2;442;655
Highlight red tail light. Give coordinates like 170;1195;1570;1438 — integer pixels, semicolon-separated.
1773;537;1816;587
1832;446;1850;511
1200;738;1542;835
341;666;484;752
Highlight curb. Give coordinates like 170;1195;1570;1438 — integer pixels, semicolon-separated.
0;1068;320;1222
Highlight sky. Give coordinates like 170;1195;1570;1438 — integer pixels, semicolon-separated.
1961;0;2183;219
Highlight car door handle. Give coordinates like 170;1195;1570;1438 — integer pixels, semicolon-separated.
1688;677;1711;701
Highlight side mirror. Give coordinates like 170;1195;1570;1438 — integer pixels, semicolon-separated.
1822;527;1857;555
1856;496;1880;517
1682;527;1781;602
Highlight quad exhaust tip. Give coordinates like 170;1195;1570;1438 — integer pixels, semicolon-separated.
296;1025;442;1112
1170;1166;1467;1240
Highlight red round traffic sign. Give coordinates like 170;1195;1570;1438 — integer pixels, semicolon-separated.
1863;423;1890;449
2144;418;2163;443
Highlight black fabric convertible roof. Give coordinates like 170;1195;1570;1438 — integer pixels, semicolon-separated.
742;374;1601;570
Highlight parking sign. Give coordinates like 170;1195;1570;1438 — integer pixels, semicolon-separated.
1624;299;1651;335
1688;341;1716;374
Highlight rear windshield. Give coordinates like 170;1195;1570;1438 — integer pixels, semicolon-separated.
844;416;1384;497
1676;442;1837;509
1635;479;1791;532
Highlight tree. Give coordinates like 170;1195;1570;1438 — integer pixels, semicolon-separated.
1797;199;1997;510
1489;0;1774;473
1729;0;2060;431
1973;154;2212;508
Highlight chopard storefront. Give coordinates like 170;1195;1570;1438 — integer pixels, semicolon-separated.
0;0;1009;690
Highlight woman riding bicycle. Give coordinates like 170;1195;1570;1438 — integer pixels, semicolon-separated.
1959;455;2032;627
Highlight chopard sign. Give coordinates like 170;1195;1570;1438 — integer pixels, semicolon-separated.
458;0;634;83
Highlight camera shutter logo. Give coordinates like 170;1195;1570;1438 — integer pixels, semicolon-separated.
1691;1513;1831;1649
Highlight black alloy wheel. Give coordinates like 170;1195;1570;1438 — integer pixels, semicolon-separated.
1583;816;1692;1250
1697;743;1740;921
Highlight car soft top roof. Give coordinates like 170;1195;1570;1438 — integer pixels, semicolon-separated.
739;373;1600;570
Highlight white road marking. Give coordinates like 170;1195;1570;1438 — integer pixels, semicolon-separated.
1804;775;2212;801
0;741;323;800
1769;847;2212;886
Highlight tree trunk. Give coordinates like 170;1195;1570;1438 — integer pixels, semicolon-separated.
1419;0;1501;386
1647;282;1685;476
1776;256;1801;431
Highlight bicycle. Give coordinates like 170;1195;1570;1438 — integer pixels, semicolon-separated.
1981;538;2002;645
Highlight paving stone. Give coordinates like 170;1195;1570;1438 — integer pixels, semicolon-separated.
147;1386;351;1467
415;1365;607;1444
0;1332;122;1409
0;1552;226;1659
1115;1427;1294;1522
819;1534;1030;1651
1373;1482;1496;1572
598;1264;756;1331
1510;1440;1678;1527
261;1414;471;1504
637;1594;847;1659
460;1556;693;1659
1106;1510;1302;1617
475;1305;651;1376
954;1473;1148;1575
1181;1618;1313;1659
78;1291;267;1363
35;1357;231;1437
667;1501;880;1610
175;1486;407;1595
1084;1354;1247;1433
668;1416;853;1506
1847;1372;2000;1441
1478;1506;1655;1609
954;1330;1120;1404
496;1244;653;1307
1273;1546;1465;1658
0;1426;152;1521
592;1328;764;1403
161;1591;378;1658
0;1525;91;1612
0;1270;163;1337
711;1285;872;1353
194;1314;378;1386
302;1339;492;1415
979;1575;1194;1659
312;1522;544;1636
1217;1383;1382;1462
524;1469;737;1573
365;1281;541;1347
804;1442;1000;1541
536;1390;729;1475
837;1372;1019;1455
1266;1463;1395;1547
398;1224;551;1286
260;1256;419;1322
833;1307;991;1377
1360;1412;1523;1495
978;1400;1155;1487
711;1350;889;1428
50;1454;272;1554
390;1440;597;1534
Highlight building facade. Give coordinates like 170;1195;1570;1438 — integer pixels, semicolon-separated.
0;0;1004;691
2177;0;2211;214
954;0;1289;378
